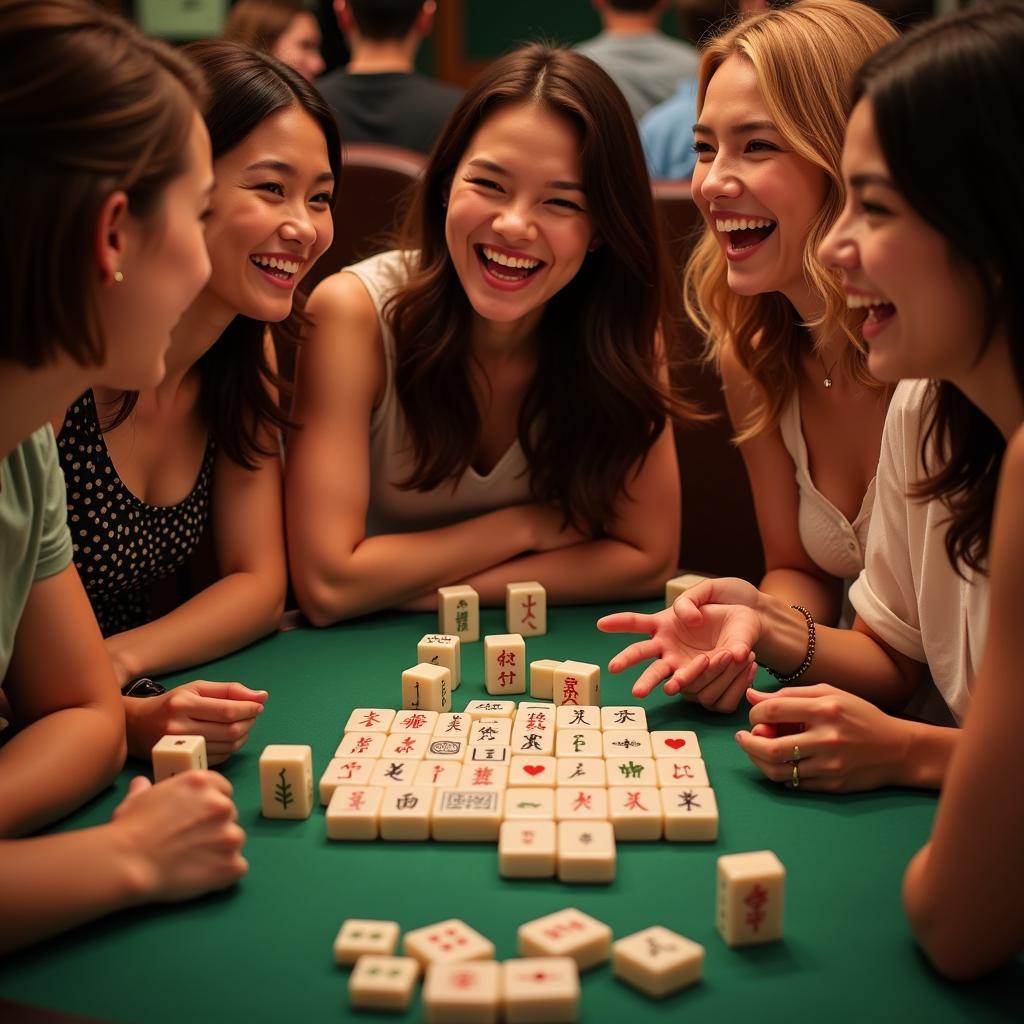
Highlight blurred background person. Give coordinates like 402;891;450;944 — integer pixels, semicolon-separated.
224;0;325;80
575;0;699;121
640;1;766;180
317;0;461;153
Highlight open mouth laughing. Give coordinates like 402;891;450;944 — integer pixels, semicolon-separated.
250;253;302;288
475;243;546;285
714;215;778;258
847;290;897;337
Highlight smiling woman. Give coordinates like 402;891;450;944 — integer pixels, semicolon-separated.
674;1;898;650
286;44;690;625
54;41;340;765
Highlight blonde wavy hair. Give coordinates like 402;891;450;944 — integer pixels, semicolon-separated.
683;0;897;441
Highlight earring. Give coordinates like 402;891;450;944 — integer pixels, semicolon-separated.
113;270;124;283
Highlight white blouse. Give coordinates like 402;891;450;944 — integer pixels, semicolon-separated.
778;391;876;581
849;379;989;724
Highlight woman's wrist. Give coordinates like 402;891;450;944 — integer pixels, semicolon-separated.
752;592;813;674
102;818;158;907
106;636;140;689
122;696;158;761
899;721;957;789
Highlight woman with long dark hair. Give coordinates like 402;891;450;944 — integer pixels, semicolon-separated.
1;0;245;953
287;44;686;625
819;1;1024;978
56;41;339;763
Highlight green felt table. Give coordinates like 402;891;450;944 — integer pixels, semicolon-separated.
2;602;1021;1023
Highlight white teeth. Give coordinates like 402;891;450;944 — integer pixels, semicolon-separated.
714;217;774;232
482;245;541;270
252;255;300;274
846;294;891;309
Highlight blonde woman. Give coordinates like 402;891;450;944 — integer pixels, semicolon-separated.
674;0;898;702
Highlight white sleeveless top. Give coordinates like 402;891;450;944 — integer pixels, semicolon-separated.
344;250;534;537
777;391;876;581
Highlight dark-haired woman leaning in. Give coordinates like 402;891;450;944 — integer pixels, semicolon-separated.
818;1;1024;979
56;41;338;762
287;45;685;624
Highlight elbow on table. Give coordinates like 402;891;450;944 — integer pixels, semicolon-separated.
903;872;1005;982
912;925;1004;983
293;571;362;628
627;539;678;599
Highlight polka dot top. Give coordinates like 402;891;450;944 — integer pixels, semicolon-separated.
57;391;215;637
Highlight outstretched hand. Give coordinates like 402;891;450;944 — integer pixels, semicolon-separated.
597;577;763;712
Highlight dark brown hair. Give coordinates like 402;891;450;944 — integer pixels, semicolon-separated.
223;0;307;53
109;41;342;470
854;1;1024;576
387;44;690;536
0;0;206;368
348;0;425;41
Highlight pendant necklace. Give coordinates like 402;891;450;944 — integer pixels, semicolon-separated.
818;353;840;389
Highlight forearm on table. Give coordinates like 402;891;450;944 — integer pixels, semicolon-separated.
107;572;284;683
295;508;536;626
460;537;670;606
755;596;911;709
0;705;126;837
0;825;143;954
759;567;842;627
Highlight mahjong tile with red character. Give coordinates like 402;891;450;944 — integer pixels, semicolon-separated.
655;758;709;787
415;761;462;787
343;708;396;734
517;908;612;971
390;710;440;735
514;706;555;733
319;757;377;803
380;733;430;760
334;732;386;759
457;762;509;789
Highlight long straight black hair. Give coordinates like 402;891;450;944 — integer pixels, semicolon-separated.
853;1;1024;576
108;40;341;469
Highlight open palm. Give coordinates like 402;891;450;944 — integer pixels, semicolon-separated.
597;578;763;706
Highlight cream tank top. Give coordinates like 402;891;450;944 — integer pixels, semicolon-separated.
344;250;534;537
777;392;876;581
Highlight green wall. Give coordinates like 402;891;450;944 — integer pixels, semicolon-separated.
464;2;681;60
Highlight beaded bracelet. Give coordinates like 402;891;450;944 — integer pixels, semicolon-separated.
763;605;816;684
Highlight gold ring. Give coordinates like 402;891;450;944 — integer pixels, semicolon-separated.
791;762;800;788
792;744;801;763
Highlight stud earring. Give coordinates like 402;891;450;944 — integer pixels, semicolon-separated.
113;270;124;283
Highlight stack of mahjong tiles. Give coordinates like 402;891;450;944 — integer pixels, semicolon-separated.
321;699;718;882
